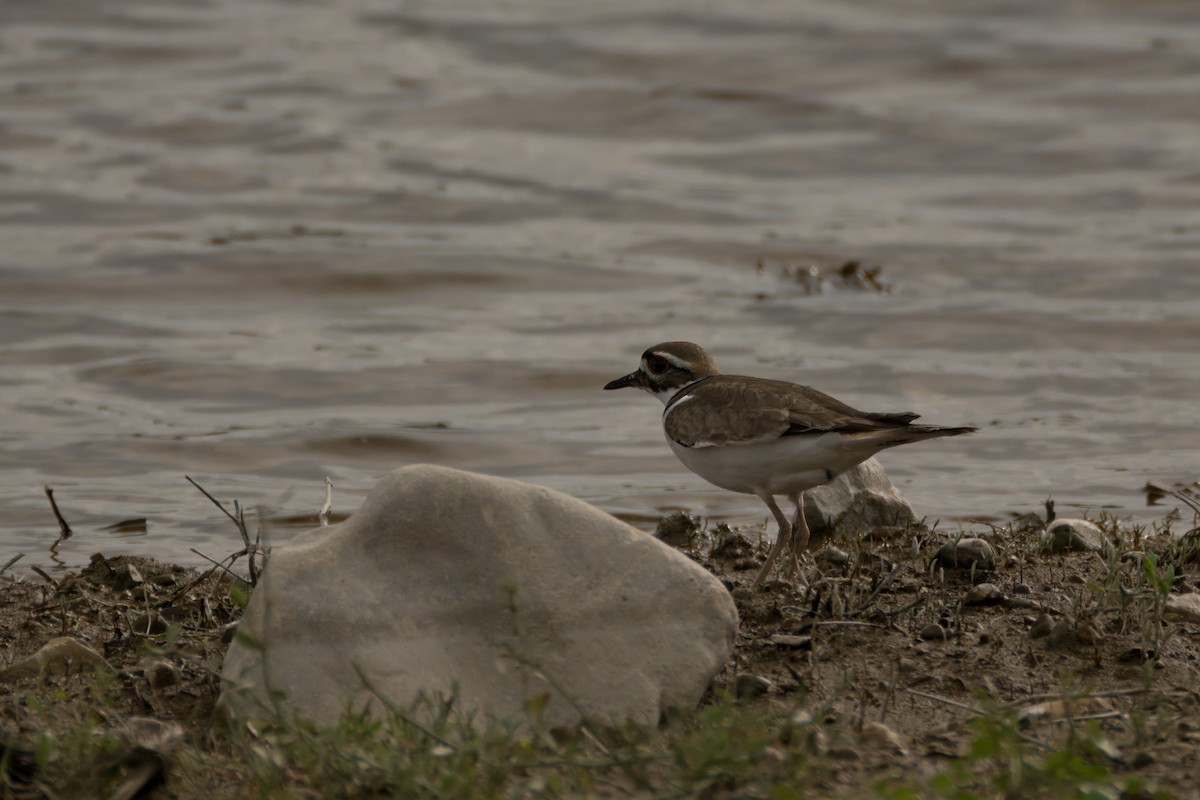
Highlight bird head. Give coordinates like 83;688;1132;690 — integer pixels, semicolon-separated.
604;342;721;402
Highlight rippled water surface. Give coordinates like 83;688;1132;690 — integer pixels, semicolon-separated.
3;0;1199;570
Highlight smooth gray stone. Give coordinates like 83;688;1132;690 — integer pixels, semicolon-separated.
933;537;997;571
805;458;918;539
1042;519;1106;553
1167;593;1200;625
220;465;738;729
964;583;1005;606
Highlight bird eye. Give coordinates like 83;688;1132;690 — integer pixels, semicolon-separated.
647;355;671;375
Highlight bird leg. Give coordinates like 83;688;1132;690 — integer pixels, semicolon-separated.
753;491;792;587
783;493;810;580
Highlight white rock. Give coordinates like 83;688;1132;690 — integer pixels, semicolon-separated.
804;458;918;539
220;465;738;728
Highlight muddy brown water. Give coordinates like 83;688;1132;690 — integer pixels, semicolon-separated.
2;0;1198;571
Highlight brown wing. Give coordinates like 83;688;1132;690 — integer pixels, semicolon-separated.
664;375;919;448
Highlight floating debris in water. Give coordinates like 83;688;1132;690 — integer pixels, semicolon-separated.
102;518;149;534
1145;480;1199;508
757;259;891;295
210;224;347;246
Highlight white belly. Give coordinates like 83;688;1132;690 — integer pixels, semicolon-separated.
668;433;873;497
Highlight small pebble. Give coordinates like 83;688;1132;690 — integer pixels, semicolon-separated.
784;711;828;754
129;613;168;636
0;638;111;680
1019;702;1058;726
861;721;907;755
734;673;774;698
1011;512;1045;533
964;583;1004;606
1167;593;1200;624
145;659;179;689
1132;752;1155;769
1118;647;1155;663
1029;614;1054;639
85;553;113;582
815;546;850;567
762;744;787;764
919;623;947;642
1076;619;1103;645
1013;583;1032;595
933;538;996;571
1047;618;1075;646
113;563;145;591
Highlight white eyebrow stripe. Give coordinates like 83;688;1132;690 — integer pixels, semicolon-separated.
660;352;691;369
662;393;696;420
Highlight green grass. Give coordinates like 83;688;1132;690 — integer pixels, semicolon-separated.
14;680;1176;799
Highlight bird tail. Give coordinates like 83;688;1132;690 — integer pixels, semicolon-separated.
909;425;977;438
852;424;977;448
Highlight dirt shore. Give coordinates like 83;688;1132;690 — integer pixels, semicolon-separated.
1;512;1197;798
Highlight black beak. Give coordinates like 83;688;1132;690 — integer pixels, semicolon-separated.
604;371;642;390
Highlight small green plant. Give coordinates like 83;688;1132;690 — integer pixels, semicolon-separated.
1141;553;1175;654
879;704;1113;800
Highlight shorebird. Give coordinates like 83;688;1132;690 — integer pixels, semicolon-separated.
604;342;976;585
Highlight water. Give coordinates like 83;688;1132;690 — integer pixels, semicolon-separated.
2;0;1198;571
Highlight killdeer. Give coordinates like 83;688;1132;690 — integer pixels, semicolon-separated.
604;342;976;585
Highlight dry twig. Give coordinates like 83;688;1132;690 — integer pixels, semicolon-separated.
0;553;24;577
185;475;261;585
43;485;72;537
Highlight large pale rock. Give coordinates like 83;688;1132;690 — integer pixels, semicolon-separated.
804;458;918;539
220;465;737;728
